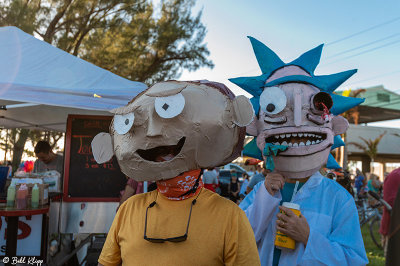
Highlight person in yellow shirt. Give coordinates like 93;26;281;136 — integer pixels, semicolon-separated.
92;80;260;266
99;184;258;265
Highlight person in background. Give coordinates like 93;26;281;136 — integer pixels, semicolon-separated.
239;173;250;198
386;185;400;265
120;178;144;206
33;141;71;264
203;168;219;192
229;172;241;203
326;169;354;197
367;173;381;194
6;161;12;178
213;166;220;176
354;168;366;196
119;179;157;206
33;140;64;177
380;167;400;255
246;165;268;194
255;164;262;175
340;170;354;197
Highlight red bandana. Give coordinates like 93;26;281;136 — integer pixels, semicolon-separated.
156;169;203;201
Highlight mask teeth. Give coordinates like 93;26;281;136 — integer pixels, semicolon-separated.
267;132;326;147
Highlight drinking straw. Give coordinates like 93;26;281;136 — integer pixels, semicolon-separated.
290;181;299;202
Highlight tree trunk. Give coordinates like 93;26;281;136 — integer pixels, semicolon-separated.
4;129;8;163
361;156;371;174
11;129;30;173
370;158;375;175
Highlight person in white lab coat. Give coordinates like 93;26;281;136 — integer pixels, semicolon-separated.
240;171;368;265
230;37;368;265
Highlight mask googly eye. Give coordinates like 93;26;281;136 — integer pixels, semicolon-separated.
113;112;135;135
260;86;287;115
154;93;185;119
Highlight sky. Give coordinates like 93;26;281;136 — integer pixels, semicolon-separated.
179;0;400;128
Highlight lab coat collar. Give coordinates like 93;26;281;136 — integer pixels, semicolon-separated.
292;171;323;202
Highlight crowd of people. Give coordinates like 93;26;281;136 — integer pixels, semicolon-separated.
120;163;392;206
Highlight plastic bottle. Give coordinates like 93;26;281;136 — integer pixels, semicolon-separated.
31;184;39;208
6;183;16;207
16;184;28;209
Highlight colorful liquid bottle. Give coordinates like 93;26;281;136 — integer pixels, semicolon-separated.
6;183;16;207
31;184;39;208
16;184;28;209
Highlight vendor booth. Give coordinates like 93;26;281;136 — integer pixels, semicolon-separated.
0;26;146;262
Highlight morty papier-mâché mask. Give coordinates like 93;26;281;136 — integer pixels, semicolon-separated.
230;37;364;179
91;80;254;181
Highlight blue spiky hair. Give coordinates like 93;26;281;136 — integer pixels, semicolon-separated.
232;36;365;169
229;36;364;115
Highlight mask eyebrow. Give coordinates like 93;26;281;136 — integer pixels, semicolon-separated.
145;81;187;97
111;81;188;114
110;103;139;115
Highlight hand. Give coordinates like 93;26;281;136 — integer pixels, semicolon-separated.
264;172;285;196
276;206;310;245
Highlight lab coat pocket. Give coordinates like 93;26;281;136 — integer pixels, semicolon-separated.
303;210;332;237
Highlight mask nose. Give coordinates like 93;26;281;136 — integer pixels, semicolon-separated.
293;90;302;127
146;111;163;137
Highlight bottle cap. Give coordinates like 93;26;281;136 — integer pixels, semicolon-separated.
282;202;300;210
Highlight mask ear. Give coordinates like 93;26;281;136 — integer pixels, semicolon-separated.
246;119;258;136
232;95;254;127
331;115;349;135
91;132;114;163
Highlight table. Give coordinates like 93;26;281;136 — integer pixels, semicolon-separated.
0;205;49;262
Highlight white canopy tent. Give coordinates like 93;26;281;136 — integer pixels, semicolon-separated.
0;26;147;131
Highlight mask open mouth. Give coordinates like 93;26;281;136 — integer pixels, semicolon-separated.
136;137;186;162
265;132;327;148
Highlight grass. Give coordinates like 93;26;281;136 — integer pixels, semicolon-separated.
361;223;385;266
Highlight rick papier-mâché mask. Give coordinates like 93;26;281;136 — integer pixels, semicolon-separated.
230;37;364;179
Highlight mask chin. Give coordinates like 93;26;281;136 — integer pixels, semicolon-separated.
273;148;331;179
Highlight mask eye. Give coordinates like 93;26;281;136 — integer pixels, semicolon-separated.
312;92;333;112
113;112;135;135
260;86;287;115
154;93;185;119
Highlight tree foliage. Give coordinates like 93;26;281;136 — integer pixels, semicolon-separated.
348;132;386;161
0;0;213;84
83;0;213;84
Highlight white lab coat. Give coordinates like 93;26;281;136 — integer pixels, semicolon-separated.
239;171;368;266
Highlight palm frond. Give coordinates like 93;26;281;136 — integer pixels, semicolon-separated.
349;132;386;160
348;142;367;152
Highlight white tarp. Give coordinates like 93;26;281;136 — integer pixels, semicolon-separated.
0;26;147;131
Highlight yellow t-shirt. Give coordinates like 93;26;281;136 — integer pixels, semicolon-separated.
98;188;260;266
